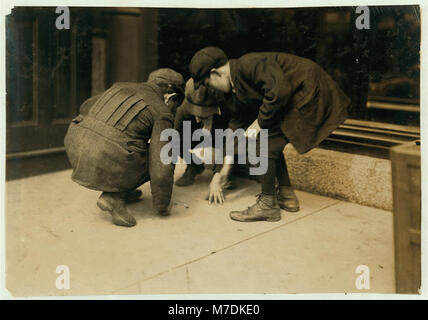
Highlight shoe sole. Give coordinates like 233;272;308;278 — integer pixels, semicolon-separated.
230;215;281;222
279;205;300;213
266;216;281;222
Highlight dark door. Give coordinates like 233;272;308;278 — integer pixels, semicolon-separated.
6;8;92;155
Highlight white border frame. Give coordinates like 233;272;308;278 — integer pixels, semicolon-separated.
0;0;426;300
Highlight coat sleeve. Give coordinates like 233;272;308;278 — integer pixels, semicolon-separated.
149;112;176;214
242;57;292;129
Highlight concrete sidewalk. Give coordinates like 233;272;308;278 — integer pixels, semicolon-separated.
5;165;395;296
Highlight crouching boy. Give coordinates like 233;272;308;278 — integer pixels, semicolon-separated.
64;69;185;227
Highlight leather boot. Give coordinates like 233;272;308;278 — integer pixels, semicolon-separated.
175;164;204;186
124;189;142;203
97;192;136;227
230;193;281;222
277;186;300;212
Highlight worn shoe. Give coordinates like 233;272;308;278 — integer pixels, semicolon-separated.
124;189;142;203
97;192;137;227
175;165;204;186
277;186;300;212
230;193;281;222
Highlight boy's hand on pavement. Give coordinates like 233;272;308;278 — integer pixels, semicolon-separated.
206;172;229;205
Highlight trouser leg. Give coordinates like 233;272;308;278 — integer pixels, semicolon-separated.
261;130;288;193
229;130;285;222
276;152;291;187
269;141;299;212
261;158;277;195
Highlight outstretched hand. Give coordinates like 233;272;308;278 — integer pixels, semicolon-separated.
206;173;229;205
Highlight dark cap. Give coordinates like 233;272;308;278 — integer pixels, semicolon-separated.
189;47;228;89
147;68;185;95
180;78;219;118
185;78;217;106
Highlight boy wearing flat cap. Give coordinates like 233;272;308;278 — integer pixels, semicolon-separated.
173;78;229;186
64;68;185;227
175;78;267;202
189;47;350;222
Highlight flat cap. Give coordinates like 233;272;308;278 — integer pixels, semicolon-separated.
189;47;228;89
185;78;217;106
148;68;185;94
180;78;219;118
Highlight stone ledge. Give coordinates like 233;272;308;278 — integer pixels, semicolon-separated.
284;145;392;211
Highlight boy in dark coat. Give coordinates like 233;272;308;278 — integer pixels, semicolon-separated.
64;68;185;227
189;47;351;222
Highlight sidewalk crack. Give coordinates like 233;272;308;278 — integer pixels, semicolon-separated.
131;200;341;289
